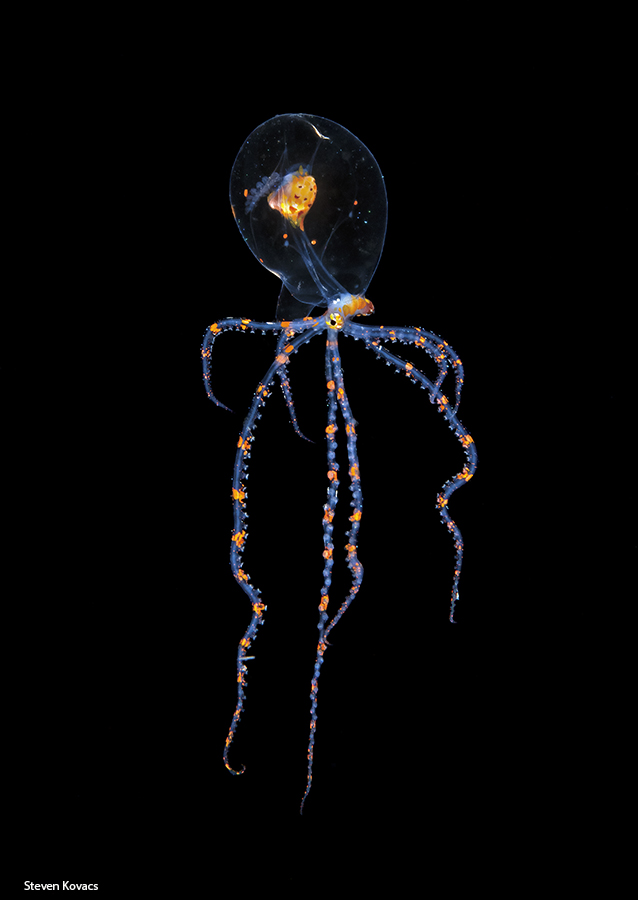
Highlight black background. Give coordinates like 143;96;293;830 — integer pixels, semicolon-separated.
7;26;635;892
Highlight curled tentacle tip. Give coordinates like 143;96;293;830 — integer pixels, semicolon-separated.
224;762;246;776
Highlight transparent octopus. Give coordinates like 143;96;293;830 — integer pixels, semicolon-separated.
202;114;477;812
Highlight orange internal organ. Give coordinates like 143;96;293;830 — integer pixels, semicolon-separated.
268;166;317;231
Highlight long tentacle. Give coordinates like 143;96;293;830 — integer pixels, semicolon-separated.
223;324;321;776
346;321;465;413
358;335;477;623
300;329;365;813
300;332;339;812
